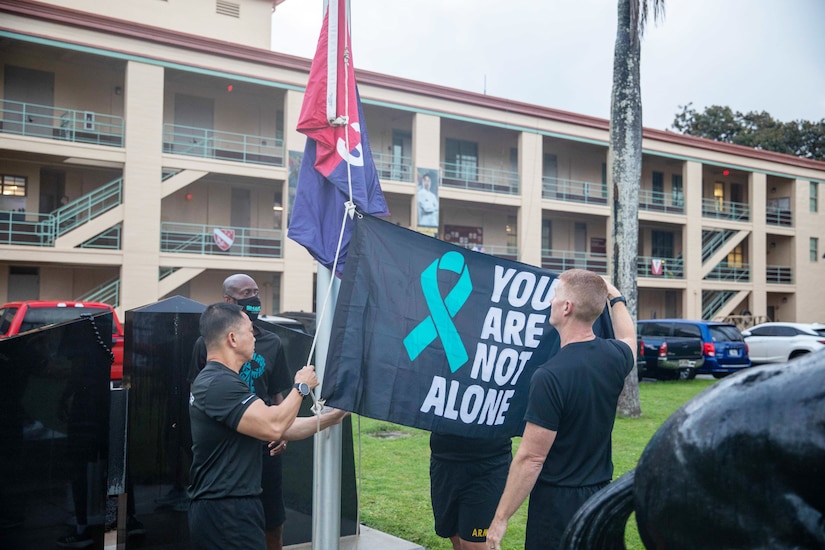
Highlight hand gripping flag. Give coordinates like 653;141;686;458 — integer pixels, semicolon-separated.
289;0;388;274
320;215;616;439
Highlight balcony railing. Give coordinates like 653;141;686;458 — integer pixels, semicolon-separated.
542;177;608;206
80;224;122;250
637;255;684;278
766;265;793;284
372;152;414;183
54;178;123;239
160;222;283;258
440;162;519;195
702;229;736;262
638;189;685;214
77;277;120;307
0;210;54;246
704;263;751;282
0;99;123;146
541;249;608;275
702;198;750;221
703;290;738;320
162;124;284;167
766;207;793;227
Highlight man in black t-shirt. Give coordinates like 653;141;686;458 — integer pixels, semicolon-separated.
189;302;320;550
189;274;345;550
486;269;636;550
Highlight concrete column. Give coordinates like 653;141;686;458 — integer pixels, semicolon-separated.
750;172;767;316
281;88;317;312
412;113;440;232
120;61;164;312
793;178;824;321
518;131;543;267
412;113;440;170
683;160;703;319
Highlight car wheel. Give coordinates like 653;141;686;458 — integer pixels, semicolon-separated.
712;372;730;379
789;350;810;361
678;368;696;381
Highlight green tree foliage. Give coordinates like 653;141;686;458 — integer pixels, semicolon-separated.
673;103;825;161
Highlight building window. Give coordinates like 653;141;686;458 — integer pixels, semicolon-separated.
445;138;478;181
601;163;608;198
0;175;27;197
811;237;819;262
811;182;819;213
671;174;684;208
651;230;674;258
275;110;284;142
652;172;664;205
506;215;518;249
541;219;552;250
714;182;725;211
727;245;743;269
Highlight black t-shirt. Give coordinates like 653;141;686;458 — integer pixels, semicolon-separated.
524;338;633;487
430;432;512;462
189;327;292;404
188;361;262;500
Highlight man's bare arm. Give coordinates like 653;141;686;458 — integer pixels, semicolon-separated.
282;408;350;441
236;365;317;441
605;282;637;360
487;422;556;548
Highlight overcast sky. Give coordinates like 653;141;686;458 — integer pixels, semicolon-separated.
271;0;825;131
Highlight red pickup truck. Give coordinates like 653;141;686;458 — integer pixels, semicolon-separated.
0;300;125;382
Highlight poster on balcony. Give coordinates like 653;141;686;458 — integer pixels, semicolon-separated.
651;258;664;276
320;213;616;438
417;167;440;235
213;228;235;251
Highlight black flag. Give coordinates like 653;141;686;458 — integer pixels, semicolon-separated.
321;214;614;438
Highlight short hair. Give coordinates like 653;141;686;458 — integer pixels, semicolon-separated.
200;302;245;348
558;269;608;323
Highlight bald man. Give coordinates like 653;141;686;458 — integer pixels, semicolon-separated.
189;275;342;549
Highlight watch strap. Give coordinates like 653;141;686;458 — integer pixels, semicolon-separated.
609;295;627;307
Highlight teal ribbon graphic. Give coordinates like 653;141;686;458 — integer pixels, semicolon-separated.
404;251;473;372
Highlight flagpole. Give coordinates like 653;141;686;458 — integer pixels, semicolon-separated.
313;264;342;550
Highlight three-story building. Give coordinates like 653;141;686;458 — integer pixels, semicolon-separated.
1;0;823;323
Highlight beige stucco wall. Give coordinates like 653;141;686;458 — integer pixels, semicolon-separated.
37;0;273;49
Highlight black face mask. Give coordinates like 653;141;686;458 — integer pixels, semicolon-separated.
236;296;261;322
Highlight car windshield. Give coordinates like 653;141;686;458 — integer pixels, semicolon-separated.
20;306;112;334
812;327;825;337
710;325;744;342
638;322;671;337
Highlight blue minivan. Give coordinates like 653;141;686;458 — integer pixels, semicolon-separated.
637;319;751;378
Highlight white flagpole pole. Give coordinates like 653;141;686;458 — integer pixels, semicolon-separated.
313;264;342;549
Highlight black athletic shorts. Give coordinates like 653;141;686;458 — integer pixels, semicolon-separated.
525;480;609;550
260;447;285;529
430;452;511;542
189;496;266;550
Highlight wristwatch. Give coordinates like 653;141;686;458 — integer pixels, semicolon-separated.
609;295;627;307
293;382;310;397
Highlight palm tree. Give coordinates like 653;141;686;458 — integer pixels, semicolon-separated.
610;0;664;418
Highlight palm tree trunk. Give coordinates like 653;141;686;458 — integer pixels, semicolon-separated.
611;0;642;418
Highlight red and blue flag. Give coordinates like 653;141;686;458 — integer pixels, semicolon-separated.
289;0;388;274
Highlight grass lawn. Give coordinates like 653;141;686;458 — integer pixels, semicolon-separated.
352;378;716;550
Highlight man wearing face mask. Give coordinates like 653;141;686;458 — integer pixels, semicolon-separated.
189;274;293;550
